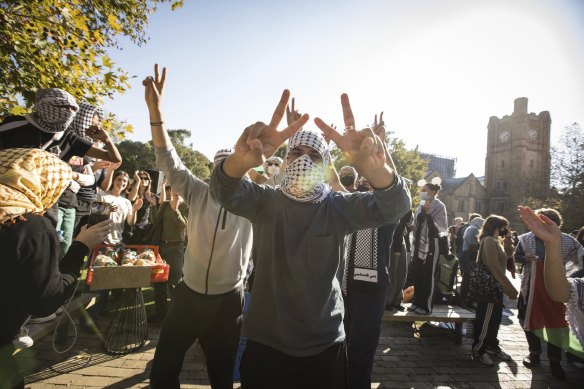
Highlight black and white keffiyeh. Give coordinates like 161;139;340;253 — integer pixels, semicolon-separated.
25;88;79;134
214;148;233;165
342;228;380;294
69;103;103;141
280;129;331;203
566;277;584;349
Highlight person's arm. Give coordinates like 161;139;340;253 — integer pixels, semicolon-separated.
170;196;187;228
372;111;397;173
482;238;518;299
125;198;142;226
143;65;208;204
247;168;267;184
74;164;95;187
127;171;141;202
99;162;120;192
518;205;570;302
85;126;123;163
326;158;347;192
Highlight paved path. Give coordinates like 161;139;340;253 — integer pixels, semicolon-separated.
17;284;584;388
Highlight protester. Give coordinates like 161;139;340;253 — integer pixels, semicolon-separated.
143;65;253;389
518;206;584;354
339;166;358;192
210;88;410;388
409;180;448;314
0;148;110;389
343;174;398;389
471;215;518;366
515;208;583;378
386;210;414;312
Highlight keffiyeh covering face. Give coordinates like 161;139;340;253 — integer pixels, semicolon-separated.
0;148;72;220
69;102;103;141
26;88;79;133
281;129;331;203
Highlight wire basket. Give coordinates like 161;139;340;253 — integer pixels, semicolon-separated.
103;288;148;354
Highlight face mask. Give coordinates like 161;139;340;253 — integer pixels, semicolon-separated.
281;154;330;203
356;185;371;192
499;227;509;237
420;192;429;201
340;176;355;187
267;165;280;175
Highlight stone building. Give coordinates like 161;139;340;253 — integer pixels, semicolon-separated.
484;97;551;228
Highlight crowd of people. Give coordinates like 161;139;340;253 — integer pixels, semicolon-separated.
1;63;583;389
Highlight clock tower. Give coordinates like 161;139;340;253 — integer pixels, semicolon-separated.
484;97;551;227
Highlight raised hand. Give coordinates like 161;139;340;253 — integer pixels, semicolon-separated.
225;90;309;178
518;206;561;244
133;198;144;211
372;111;385;141
315;94;385;173
286;97;302;126
142;63;167;110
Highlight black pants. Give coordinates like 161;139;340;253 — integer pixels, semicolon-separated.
240;340;347;389
344;285;387;389
472;300;503;357
153;242;185;315
149;282;243;389
410;239;440;312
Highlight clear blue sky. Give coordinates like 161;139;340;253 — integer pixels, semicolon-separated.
103;0;584;178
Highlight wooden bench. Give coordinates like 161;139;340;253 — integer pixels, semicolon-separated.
382;303;475;344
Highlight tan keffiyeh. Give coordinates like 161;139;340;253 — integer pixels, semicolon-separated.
0;148;72;220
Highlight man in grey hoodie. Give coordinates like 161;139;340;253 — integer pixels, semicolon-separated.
211;90;411;388
144;66;253;389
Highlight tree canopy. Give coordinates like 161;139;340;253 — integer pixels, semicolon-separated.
115;129;211;181
550;122;584;231
0;0;183;117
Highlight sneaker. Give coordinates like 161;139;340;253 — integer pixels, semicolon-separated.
407;304;419;312
473;353;494;366
12;327;33;349
487;348;512;361
55;306;64;314
28;313;57;324
396;305;406;312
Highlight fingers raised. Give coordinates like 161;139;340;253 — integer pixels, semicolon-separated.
341;93;355;129
315;117;343;146
268;89;291;129
280;113;309;141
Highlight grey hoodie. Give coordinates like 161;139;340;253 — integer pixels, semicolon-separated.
155;146;253;294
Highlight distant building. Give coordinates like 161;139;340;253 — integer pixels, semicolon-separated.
439;175;488;226
420;152;457;179
485;97;551;228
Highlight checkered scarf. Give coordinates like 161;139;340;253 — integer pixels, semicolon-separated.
567;277;584;349
0;148;72;220
339;166;357;179
214;148;233;165
281;129;331;203
69;102;103;141
342;228;380;294
25;88;79;133
519;232;584;299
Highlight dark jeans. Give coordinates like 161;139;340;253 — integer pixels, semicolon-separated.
240;340;347;389
149;282;243;389
153;242;185;316
344;285;387;389
472;300;503;357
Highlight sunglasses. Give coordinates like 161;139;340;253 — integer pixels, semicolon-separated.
267;162;280;166
140;176;150;180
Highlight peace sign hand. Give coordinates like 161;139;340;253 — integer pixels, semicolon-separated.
314;94;394;189
372;111;386;141
226;90;309;178
142;63;167;111
286;97;303;126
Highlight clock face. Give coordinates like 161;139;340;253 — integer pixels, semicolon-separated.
528;128;538;141
499;130;510;143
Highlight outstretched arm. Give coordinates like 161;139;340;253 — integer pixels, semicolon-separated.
518;206;569;302
222;89;309;179
143;64;172;149
314;94;395;190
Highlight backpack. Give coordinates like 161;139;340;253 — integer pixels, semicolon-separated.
435;253;459;296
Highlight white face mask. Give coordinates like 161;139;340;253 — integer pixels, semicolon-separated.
420;192;429;201
267;165;280;175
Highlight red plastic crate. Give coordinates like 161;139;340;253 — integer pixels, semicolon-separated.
87;244;169;286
